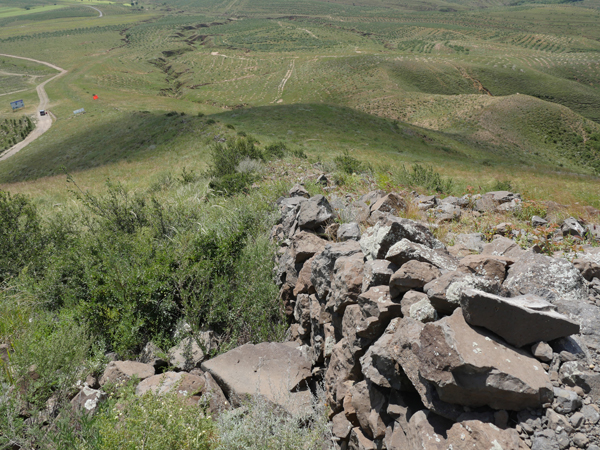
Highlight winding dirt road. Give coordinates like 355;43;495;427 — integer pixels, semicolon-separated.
85;5;103;17
0;54;67;162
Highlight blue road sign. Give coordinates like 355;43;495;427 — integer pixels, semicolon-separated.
10;100;24;111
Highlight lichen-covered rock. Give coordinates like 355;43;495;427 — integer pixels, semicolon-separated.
385;239;458;272
424;270;502;314
360;218;443;261
71;386;106;415
392;310;554;419
311;240;363;299
481;236;525;259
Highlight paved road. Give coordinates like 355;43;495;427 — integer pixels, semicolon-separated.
0;54;67;162
86;5;103;17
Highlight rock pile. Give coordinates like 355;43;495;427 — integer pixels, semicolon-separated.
266;186;600;449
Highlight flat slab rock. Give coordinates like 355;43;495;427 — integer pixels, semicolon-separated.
99;361;155;387
201;342;312;413
460;289;580;347
393;310;553;419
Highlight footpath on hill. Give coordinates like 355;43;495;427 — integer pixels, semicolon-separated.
0;54;66;162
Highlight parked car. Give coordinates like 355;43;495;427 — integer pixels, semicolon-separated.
39;110;46;116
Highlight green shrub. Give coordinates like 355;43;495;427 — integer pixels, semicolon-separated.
0;190;46;282
264;142;287;160
392;164;454;194
209;173;255;196
206;119;216;125
209;138;264;179
491;179;514;191
334;150;368;175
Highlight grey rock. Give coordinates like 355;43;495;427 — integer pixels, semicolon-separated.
311;240;363;299
291;231;328;264
572;432;588;448
460;289;580;347
532;341;554;362
552;387;582;414
324;338;362;413
370;193;406;217
389;261;441;298
581;404;600;424
138;342;168;370
559;361;600;401
532;216;548;227
289;183;310;198
414;194;437;211
355;286;403;340
432;203;461;222
571;247;600;281
408;298;438;323
360;217;444;261
562;217;586;237
481;236;525;258
332;412;353;439
362;259;398;293
546;408;573;434
531;429;559;450
297;195;335;230
349;380;386;439
570;411;584;428
556;431;570;450
136;371;205;398
201;342;312;414
451;232;485;253
338;222;361;241
385;239;458;272
71;386;106;415
400;290;428;317
458;254;510;282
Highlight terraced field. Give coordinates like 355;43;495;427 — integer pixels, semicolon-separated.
0;0;599;204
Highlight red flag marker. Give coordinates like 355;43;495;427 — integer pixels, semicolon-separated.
93;95;99;100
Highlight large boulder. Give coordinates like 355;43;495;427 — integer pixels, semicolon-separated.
297;195;335;230
458;254;510;282
99;361;155;387
385;239;458;272
392;311;553;419
311;240;363;299
201;342;311;413
460;289;580;347
338;222;361;241
360;218;443;261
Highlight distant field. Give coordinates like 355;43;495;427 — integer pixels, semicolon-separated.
0;0;598;207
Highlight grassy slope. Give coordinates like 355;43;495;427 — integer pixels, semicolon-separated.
0;0;598;207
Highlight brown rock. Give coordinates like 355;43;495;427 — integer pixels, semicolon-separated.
71;387;106;415
291;231;328;264
201;342;312;414
481;236;525;259
389;261;441;298
446;420;528;449
294;255;316;296
325;338;362;413
332;412;353;439
326;252;365;314
362;259;398;293
311;240;363;299
458;254;510;282
370;193;407;216
349;380;386;439
356;286;403;340
136;371;206;397
168;337;206;371
349;427;377;450
99;361;155;387
400;290;428;317
396;309;554;417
